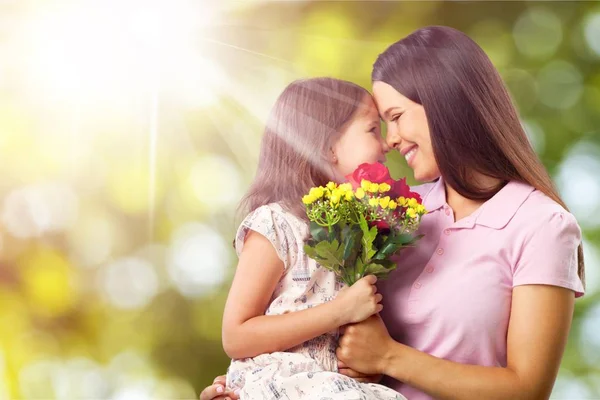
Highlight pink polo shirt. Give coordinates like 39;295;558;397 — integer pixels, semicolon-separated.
378;178;584;399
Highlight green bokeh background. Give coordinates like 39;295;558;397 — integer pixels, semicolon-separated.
0;1;599;399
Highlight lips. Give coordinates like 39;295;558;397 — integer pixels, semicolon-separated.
404;147;417;163
400;145;418;165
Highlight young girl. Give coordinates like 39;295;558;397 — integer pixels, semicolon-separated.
222;78;406;400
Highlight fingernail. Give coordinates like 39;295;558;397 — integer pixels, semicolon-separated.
216;385;224;394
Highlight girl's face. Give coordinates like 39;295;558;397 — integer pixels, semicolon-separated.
373;81;440;182
331;95;388;181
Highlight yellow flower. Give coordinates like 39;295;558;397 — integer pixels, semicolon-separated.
309;186;324;199
408;198;419;208
368;198;379;207
368;183;380;193
326;182;337;190
378;182;391;193
339;183;352;192
345;191;354;201
379;196;390;209
302;194;315;205
417;204;427;214
355;188;365;199
406;208;416;218
330;193;341;205
389;200;398;210
361;180;371;190
397;196;407;207
332;188;344;199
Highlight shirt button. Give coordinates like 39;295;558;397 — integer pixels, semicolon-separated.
445;208;451;216
437;248;444;255
414;282;422;289
444;229;451;235
426;266;434;273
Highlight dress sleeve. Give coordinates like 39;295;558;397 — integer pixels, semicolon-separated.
234;205;296;270
513;209;584;297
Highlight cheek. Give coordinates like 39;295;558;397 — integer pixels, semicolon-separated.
336;146;360;175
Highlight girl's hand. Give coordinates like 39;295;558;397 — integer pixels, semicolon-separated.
199;376;239;400
338;360;383;383
334;275;383;324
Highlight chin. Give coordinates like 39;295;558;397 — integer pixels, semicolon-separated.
413;168;439;184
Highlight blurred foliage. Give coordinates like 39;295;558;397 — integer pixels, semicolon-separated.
0;1;598;398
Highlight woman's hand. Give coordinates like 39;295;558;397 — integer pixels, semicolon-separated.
336;314;396;375
338;360;383;383
199;376;239;400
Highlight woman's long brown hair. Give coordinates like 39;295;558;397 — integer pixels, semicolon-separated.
372;26;585;284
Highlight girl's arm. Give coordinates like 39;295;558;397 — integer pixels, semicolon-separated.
222;231;382;360
337;284;575;400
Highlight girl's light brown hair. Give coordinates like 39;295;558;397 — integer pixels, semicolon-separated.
238;77;370;220
372;26;585;284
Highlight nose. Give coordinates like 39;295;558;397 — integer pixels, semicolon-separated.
386;128;401;150
381;138;390;154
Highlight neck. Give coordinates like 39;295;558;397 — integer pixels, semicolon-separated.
444;174;502;221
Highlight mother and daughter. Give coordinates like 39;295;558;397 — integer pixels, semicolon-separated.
200;26;585;400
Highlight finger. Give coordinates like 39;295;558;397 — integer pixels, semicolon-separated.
376;303;384;313
338;360;347;369
199;384;228;400
339;324;348;335
375;293;383;303
339;367;368;379
344;324;355;335
213;375;226;385
364;275;377;285
336;346;348;362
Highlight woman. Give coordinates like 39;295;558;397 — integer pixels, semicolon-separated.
201;26;585;400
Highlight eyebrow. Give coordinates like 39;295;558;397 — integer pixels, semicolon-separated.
382;107;401;120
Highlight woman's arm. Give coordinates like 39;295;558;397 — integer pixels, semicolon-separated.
222;231;382;360
337;284;575;400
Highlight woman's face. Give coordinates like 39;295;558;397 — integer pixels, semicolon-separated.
373;81;440;183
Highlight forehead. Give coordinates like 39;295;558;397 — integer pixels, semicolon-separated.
354;95;380;120
372;81;411;111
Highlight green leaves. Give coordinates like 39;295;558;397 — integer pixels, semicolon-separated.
341;224;362;261
304;215;423;286
373;233;423;261
364;260;397;278
309;221;328;242
303;239;343;270
358;214;378;262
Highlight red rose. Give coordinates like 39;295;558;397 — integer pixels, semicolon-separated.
370;219;390;232
389;177;422;203
345;162;393;189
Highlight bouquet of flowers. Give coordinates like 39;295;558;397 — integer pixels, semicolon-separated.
302;162;427;286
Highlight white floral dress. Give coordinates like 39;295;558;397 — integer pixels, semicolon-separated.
226;203;407;400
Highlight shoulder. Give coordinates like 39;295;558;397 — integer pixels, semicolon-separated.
514;189;579;233
235;203;301;268
239;203;299;234
409;181;437;198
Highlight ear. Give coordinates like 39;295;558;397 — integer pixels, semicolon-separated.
329;147;338;164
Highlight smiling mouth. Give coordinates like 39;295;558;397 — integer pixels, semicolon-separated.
404;147;417;163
